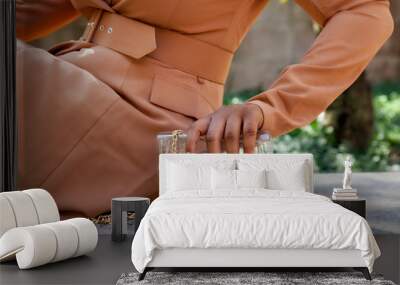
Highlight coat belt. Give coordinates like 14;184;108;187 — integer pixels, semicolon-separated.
80;9;233;85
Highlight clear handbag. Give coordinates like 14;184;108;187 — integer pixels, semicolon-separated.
157;130;273;154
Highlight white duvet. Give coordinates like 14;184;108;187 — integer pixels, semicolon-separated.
131;190;380;273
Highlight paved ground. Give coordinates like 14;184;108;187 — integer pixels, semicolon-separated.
1;235;398;285
314;172;400;234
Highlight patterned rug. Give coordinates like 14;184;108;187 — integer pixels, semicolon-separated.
116;271;396;285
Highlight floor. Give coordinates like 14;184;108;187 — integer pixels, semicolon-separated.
0;235;398;285
0;236;133;285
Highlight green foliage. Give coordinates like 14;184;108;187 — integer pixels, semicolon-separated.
223;83;400;172
223;87;264;105
372;81;400;97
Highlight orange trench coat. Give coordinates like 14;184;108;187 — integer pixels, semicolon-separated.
16;0;393;217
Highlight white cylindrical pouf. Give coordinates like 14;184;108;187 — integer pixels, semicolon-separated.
0;226;57;269
0;218;98;269
0;192;39;227
0;196;17;237
42;221;79;262
23;189;60;224
67;218;98;257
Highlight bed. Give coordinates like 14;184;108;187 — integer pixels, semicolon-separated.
131;154;380;280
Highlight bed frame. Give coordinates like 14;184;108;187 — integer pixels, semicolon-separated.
141;248;370;280
139;154;372;280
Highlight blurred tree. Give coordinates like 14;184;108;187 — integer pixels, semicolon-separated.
326;2;399;151
326;72;374;151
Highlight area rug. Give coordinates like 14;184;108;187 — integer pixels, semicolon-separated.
116;272;396;285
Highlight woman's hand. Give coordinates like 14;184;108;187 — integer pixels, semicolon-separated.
186;103;264;153
16;0;79;41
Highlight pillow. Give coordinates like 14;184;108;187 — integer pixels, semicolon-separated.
212;169;268;190
166;158;236;170
212;168;236;190
266;162;307;191
167;162;212;191
236;169;268;189
238;159;309;191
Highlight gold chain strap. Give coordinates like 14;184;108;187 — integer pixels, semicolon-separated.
170;129;184;153
91;212;135;225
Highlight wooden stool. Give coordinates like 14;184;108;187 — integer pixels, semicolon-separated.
111;197;150;242
332;199;366;218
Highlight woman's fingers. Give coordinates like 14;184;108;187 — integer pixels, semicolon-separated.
224;114;242;153
242;109;259;153
185;103;264;153
206;113;227;153
185;116;211;153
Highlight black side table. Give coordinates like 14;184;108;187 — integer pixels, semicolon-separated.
111;197;150;242
332;199;366;218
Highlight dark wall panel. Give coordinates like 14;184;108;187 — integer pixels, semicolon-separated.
0;0;16;192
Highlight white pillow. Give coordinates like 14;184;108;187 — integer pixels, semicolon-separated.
167;162;212;191
211;169;268;190
238;159;308;191
266;163;307;191
212;168;236;190
236;169;268;189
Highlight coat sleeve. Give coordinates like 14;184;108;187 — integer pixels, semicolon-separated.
16;0;79;42
247;0;394;137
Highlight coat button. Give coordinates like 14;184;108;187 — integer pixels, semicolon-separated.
197;76;205;84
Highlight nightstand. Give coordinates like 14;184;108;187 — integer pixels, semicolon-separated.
332;199;366;218
111;197;150;242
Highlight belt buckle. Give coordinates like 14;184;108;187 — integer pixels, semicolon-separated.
80;9;104;42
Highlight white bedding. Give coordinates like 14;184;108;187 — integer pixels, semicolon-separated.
131;190;380;273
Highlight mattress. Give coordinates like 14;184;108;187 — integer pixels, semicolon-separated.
131;190;380;273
